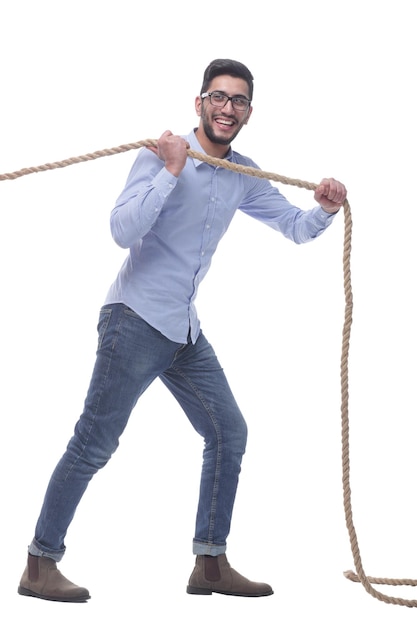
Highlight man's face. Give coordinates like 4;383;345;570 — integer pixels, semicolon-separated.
195;75;253;147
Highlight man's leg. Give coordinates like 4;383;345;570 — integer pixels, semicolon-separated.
160;331;273;596
19;304;184;601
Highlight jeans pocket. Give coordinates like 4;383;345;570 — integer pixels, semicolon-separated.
97;307;112;351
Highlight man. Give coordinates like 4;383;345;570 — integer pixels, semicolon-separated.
18;59;347;602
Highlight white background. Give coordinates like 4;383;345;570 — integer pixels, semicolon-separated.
1;0;417;623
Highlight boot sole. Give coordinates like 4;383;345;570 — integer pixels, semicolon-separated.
18;585;90;602
186;585;273;597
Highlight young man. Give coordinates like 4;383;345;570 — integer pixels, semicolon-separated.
18;59;347;602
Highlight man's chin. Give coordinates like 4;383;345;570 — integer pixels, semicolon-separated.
202;119;241;146
212;135;232;146
211;128;240;145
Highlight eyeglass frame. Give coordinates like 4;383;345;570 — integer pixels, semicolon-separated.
201;91;252;112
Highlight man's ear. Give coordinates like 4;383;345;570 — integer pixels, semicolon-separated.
195;95;202;117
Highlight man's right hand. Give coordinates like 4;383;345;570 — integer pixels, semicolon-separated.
147;130;190;177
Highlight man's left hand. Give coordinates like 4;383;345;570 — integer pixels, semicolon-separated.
314;177;347;214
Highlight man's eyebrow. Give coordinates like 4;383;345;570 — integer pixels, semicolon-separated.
212;90;250;98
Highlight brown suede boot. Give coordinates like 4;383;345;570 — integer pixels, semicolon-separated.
187;554;273;597
18;554;90;602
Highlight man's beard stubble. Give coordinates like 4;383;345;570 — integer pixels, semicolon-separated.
201;112;243;146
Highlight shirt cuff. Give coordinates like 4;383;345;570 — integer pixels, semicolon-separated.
152;167;179;200
317;205;338;221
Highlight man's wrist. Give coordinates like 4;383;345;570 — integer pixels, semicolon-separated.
321;205;341;215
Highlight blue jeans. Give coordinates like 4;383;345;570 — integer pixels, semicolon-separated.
29;304;247;561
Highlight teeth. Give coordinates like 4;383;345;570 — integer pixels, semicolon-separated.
217;118;233;126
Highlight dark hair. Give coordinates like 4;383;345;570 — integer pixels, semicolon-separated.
200;59;254;100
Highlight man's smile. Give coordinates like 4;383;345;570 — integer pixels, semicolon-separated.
213;115;236;129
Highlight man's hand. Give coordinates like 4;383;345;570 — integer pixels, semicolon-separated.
146;130;190;177
314;177;347;214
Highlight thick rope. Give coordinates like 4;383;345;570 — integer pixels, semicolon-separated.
1;139;416;606
0;139;318;190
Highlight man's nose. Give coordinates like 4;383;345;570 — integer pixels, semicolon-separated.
221;98;234;112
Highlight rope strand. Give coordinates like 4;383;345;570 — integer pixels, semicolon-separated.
1;139;416;607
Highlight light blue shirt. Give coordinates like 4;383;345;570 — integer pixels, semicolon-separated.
105;129;336;343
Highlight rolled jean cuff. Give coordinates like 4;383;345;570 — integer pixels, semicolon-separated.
193;540;227;556
28;539;65;562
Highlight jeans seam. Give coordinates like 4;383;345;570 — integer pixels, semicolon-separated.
171;364;222;544
54;310;120;486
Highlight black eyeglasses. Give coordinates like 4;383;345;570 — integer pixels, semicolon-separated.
201;91;251;112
